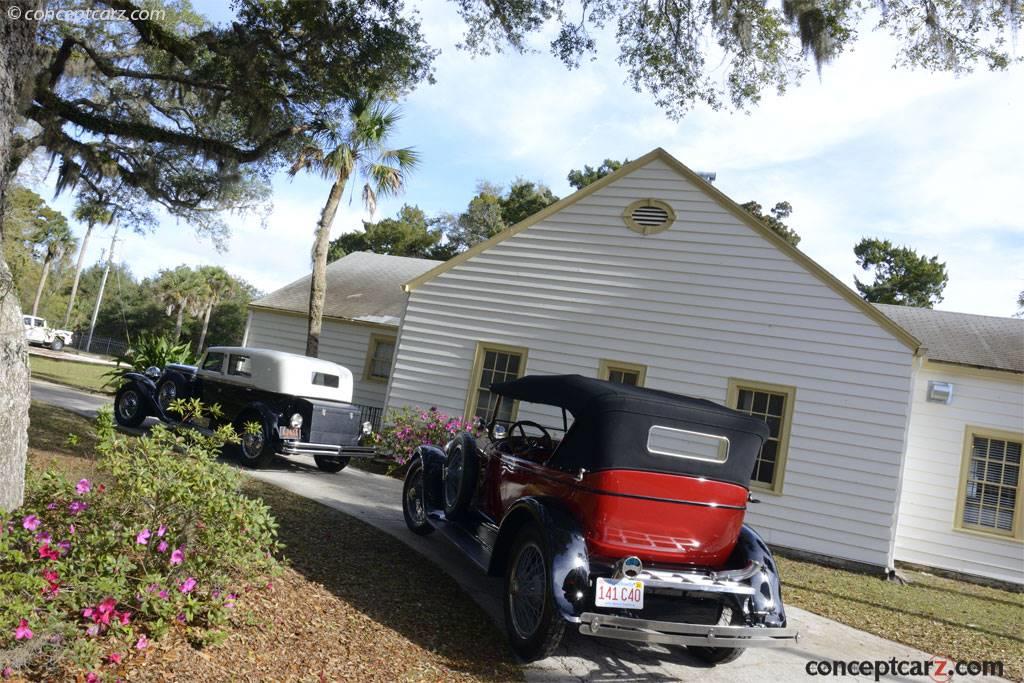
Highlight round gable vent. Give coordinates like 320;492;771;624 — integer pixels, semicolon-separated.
623;199;676;235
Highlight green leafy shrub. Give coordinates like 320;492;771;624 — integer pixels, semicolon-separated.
0;399;279;679
372;406;477;465
103;334;195;388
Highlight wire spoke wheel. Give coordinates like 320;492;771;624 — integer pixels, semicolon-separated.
509;542;546;639
405;468;426;525
117;389;139;420
241;429;265;460
157;382;177;412
444;448;464;509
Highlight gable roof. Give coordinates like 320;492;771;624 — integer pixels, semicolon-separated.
251;251;437;327
402;147;921;352
875;304;1024;374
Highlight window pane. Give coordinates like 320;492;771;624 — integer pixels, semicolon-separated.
963;435;1022;532
768;394;784;415
737;390;753;412
753;392;769;413
733;385;788;488
474;347;525;422
227;355;251;377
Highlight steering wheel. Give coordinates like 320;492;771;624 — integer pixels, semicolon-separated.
510;420;554;453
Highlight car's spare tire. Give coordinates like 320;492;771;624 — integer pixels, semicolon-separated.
443;433;479;517
156;374;188;419
113;385;147;428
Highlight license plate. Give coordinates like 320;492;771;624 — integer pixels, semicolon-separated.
277;426;300;440
595;577;644;609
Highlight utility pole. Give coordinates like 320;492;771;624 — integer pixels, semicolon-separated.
85;228;118;353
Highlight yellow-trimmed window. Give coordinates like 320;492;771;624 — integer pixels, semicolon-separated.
598;359;647;387
727;379;796;494
364;334;396;382
466;343;528;423
956;427;1023;540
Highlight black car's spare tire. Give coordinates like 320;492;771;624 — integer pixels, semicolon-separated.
687;604;746;665
402;459;434;536
503;525;565;661
113;385;147;428
442;433;479;517
236;410;275;469
314;455;351;473
156;374;188;418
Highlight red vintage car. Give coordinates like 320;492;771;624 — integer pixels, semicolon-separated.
401;375;798;662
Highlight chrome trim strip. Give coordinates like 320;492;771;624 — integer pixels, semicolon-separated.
278;441;375;457
579;613;798;648
622;561;761;595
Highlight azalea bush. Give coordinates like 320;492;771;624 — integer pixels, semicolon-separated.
0;400;280;680
371;406;478;465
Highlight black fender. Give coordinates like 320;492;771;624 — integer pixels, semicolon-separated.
412;444;447;516
119;373;163;419
489;497;590;622
235;402;282;445
728;525;787;627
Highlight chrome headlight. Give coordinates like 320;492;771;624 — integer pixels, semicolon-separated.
289;413;303;429
144;366;161;380
361;421;373;435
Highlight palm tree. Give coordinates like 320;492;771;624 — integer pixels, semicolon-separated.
64;193;114;328
290;95;419;357
152;266;204;342
194;266;236;353
30;220;76;318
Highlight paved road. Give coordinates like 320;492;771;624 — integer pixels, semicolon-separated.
32;380;1003;682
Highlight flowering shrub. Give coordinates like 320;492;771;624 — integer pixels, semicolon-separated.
371;406;478;465
0;399;280;679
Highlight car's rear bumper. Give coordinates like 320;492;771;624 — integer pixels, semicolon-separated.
579;612;798;648
279;441;375;458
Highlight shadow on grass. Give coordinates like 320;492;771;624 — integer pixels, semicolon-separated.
245;478;522;682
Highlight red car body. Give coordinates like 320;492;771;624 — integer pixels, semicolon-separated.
402;375;798;663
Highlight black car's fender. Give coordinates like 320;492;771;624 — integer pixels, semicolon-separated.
120;372;164;419
489;497;591;622
728;524;788;627
411;444;447;515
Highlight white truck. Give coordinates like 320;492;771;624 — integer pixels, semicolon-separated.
23;315;74;352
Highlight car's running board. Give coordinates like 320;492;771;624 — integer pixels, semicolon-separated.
429;514;491;571
579;612;798;648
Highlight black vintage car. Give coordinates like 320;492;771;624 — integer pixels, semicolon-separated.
402;375;798;662
112;346;374;471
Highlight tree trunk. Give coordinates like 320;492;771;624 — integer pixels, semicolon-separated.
197;302;213;354
306;175;348;358
30;255;51;317
0;2;42;512
173;302;185;341
63;221;94;328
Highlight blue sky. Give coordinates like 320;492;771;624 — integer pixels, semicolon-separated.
34;0;1024;317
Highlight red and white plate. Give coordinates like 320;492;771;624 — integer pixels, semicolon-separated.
595;577;644;609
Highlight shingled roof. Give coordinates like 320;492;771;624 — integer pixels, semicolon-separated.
251;252;438;327
875;304;1024;374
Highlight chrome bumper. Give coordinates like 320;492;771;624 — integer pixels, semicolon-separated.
279;441;376;458
580;613;799;648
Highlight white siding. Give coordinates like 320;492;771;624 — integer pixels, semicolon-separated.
387;157;916;568
244;309;393;408
895;362;1024;584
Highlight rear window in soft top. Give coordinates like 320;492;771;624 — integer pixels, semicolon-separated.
312;372;339;388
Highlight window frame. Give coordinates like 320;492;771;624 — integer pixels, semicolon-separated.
363;333;397;383
199;352;225;374
226;354;252;378
726;378;797;495
464;342;529;424
954;425;1024;542
598;359;648;387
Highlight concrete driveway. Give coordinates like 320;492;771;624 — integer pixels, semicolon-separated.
31;380;1002;682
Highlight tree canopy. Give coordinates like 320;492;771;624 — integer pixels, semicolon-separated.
740;201;800;247
328;204;444;261
455;0;1020;116
854;237;948;307
567;159;628;190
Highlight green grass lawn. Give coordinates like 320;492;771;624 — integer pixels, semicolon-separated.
29;354;114;394
779;555;1023;680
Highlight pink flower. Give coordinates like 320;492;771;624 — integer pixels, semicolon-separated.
98;597;117;616
1;667;12;679
157;540;168;553
106;652;122;665
175;612;186;623
135;635;149;650
170;547;184;565
179;577;197;593
38;543;59;560
158;590;169;600
118;611;131;625
86;624;100;637
42;569;59;583
14;619;33;640
157;525;167;537
35;531;51;543
136;528;151;545
69;524;76;535
22;515;40;531
68;500;87;515
86;673;98;683
76;478;92;494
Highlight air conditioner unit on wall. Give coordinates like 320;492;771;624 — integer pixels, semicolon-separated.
926;381;954;404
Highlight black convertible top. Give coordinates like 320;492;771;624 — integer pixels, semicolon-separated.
490;375;770;488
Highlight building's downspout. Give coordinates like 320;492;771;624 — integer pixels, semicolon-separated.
886;350;926;579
